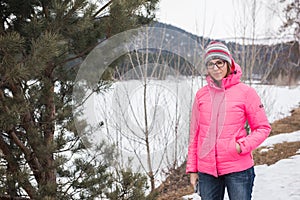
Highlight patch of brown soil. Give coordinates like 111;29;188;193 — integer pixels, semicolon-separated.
270;106;300;136
156;186;193;200
154;163;192;200
253;141;300;165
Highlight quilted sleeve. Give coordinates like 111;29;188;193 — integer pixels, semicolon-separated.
236;87;271;154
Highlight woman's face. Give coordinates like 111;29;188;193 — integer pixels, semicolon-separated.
206;59;228;81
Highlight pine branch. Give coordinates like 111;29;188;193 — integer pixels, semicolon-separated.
57;39;101;67
0;134;37;198
41;1;49;19
9;130;43;181
0;195;30;200
63;0;86;21
93;0;113;18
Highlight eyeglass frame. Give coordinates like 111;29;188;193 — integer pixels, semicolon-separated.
206;59;226;69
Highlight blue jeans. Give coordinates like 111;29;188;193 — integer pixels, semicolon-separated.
196;167;255;200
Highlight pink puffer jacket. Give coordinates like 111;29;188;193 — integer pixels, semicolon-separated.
186;59;271;177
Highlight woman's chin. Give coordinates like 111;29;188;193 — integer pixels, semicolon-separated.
212;76;223;81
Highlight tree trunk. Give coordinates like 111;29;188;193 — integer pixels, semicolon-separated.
39;66;57;199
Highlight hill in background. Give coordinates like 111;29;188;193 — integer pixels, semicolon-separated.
149;22;300;86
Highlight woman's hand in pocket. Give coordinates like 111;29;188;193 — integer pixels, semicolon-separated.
236;143;242;154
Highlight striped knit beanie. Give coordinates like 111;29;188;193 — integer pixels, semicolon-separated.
204;41;232;66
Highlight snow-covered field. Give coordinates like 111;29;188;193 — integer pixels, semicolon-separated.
78;77;300;199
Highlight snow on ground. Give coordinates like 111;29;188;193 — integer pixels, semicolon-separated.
253;153;300;200
259;131;300;152
253;84;300;123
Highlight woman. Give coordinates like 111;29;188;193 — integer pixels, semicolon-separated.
186;41;271;200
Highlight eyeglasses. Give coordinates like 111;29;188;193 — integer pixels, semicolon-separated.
206;60;226;69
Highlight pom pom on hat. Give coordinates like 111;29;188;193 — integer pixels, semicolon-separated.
204;41;232;66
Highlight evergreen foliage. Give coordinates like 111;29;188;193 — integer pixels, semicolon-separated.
0;0;159;199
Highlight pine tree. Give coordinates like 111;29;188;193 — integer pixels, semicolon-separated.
0;0;159;199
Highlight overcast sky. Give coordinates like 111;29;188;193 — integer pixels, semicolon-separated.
156;0;285;43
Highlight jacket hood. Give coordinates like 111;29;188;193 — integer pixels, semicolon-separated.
206;58;242;89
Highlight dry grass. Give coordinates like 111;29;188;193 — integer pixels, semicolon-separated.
253;141;300;166
269;106;300;136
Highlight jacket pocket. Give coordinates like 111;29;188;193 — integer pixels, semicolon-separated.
227;138;241;160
